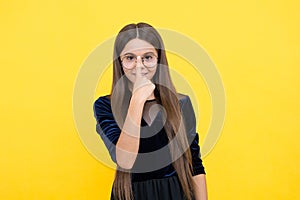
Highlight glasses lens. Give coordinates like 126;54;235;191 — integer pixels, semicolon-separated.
143;54;158;68
122;55;135;69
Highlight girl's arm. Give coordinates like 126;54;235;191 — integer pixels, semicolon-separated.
192;174;208;200
115;94;145;169
115;66;155;169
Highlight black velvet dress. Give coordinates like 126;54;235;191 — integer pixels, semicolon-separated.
93;94;206;200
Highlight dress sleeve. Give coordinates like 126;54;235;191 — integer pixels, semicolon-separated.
93;96;121;163
181;95;206;176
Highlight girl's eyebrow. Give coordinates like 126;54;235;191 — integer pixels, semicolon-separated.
122;51;157;56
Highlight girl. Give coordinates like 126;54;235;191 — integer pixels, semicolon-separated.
93;22;207;200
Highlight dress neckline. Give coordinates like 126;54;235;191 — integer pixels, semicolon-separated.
145;98;156;103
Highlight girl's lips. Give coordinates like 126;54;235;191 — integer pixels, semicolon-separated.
132;73;148;76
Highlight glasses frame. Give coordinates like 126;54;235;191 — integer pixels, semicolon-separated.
120;53;159;69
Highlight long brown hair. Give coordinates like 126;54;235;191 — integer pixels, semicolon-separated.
110;22;195;200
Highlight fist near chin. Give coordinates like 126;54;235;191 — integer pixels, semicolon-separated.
133;78;155;100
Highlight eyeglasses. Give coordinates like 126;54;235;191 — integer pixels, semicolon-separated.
120;53;158;69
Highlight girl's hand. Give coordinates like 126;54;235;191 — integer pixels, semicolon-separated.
132;66;155;102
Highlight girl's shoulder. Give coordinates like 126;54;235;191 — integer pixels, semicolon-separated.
177;93;192;106
94;94;111;104
93;95;112;113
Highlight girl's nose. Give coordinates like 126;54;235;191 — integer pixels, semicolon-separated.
135;56;144;68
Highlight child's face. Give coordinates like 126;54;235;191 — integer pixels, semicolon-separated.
120;38;158;83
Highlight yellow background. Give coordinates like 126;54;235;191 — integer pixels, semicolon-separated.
1;0;299;199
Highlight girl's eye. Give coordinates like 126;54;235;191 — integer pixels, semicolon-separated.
126;56;134;60
144;55;153;60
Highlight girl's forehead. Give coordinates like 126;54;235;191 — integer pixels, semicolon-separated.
121;39;156;55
